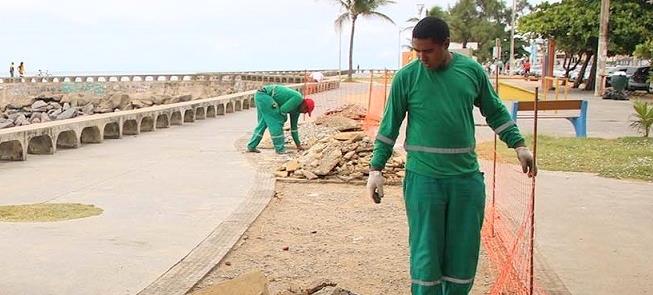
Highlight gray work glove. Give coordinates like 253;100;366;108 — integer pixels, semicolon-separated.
515;146;537;177
366;170;384;204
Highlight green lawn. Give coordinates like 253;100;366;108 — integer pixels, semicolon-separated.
0;203;103;222
477;136;653;181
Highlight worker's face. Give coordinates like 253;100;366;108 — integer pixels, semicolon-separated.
299;103;308;113
412;37;450;70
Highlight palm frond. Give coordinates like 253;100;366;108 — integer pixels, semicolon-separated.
630;101;653;137
334;12;350;31
365;11;396;25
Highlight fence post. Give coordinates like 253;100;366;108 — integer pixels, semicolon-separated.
367;70;374;111
529;87;540;295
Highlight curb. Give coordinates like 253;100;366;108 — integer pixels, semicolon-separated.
137;169;275;295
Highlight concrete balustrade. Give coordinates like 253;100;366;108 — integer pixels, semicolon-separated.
0;70;342;84
0;80;339;161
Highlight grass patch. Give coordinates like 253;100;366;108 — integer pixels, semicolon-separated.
477;136;653;181
0;203;103;222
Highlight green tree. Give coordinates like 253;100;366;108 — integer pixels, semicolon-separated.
519;0;653;90
448;0;478;49
403;5;448;50
634;39;653;83
332;0;395;80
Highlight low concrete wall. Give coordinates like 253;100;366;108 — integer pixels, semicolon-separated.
0;80;340;161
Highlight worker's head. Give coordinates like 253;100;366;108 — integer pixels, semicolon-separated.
301;98;315;116
412;16;450;70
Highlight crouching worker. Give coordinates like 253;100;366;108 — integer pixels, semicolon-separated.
246;84;315;154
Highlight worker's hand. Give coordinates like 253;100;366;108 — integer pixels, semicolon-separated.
366;171;384;204
515;146;537;177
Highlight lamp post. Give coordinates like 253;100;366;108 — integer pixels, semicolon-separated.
594;0;610;96
509;0;517;76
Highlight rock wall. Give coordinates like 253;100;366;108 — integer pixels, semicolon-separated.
0;80;261;111
0;80;262;129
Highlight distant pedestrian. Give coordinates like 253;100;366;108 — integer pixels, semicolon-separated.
18;62;25;78
523;59;531;77
9;62;15;78
310;71;325;82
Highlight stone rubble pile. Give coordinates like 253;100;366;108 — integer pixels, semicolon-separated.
276;131;405;183
0;87;240;129
314;104;367;132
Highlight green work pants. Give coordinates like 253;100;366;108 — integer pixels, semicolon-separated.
246;92;287;153
403;170;486;295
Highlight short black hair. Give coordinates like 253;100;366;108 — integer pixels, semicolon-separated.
412;16;450;44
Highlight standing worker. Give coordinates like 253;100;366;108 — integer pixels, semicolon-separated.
9;62;15;78
18;61;25;78
246;84;315;154
366;17;536;295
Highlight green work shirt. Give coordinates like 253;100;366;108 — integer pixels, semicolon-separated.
370;53;525;177
261;84;304;145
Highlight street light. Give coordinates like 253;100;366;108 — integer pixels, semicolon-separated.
510;0;517;75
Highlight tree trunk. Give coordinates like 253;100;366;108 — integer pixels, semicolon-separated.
573;52;593;89
347;15;357;81
571;53;583;72
584;52;598;91
563;53;571;77
462;39;468;48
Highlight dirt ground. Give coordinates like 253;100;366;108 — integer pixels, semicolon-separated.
193;153;495;294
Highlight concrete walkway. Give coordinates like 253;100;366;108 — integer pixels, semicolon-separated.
535;170;653;295
0;110;260;294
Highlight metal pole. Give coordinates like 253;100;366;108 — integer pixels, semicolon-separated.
398;28;402;69
594;0;610;96
338;26;342;80
510;0;517;76
529;87;540;295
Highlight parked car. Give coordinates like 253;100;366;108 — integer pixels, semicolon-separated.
606;66;638;87
627;66;651;92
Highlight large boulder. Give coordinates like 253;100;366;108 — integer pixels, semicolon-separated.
95;93;130;113
56;108;77;120
31;100;48;112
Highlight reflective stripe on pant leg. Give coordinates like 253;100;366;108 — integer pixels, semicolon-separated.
441;172;486;295
404;171;446;295
262;111;286;153
246;106;267;150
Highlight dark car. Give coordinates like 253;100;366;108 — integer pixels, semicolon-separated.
606;66;637;87
628;66;651;92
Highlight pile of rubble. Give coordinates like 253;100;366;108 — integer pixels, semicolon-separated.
259;122;338;149
317;104;367;121
314;104;366;132
275;131;405;184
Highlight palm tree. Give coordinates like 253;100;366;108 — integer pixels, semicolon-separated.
333;0;395;80
630;101;653;137
403;5;449;48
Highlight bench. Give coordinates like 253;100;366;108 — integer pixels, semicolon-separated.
510;99;588;137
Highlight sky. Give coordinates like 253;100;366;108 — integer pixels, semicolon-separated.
1;0;550;75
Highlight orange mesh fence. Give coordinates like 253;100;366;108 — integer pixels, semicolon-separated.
480;87;545;294
296;70;392;138
480;153;545;295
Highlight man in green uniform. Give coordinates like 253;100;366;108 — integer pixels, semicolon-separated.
246;84;315;154
366;17;536;295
